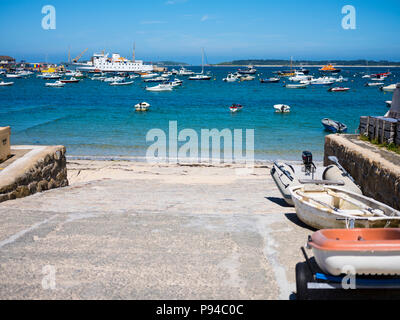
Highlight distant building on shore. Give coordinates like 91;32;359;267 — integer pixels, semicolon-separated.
0;56;16;69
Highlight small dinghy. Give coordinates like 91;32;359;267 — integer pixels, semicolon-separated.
328;87;350;92
285;83;308;89
135;102;150;111
321;118;347;133
45;81;65;87
271;152;361;206
274;104;290;113
260;77;280;83
290;185;400;229
308;228;400;276
0;81;14;86
229;104;243;113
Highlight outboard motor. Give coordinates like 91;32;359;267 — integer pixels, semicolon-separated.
302;151;316;178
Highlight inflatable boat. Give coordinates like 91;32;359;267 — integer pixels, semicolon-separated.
271;152;361;206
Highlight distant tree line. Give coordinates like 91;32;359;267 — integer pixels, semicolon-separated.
215;59;400;66
155;61;190;66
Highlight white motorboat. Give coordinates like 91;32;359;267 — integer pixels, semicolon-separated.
103;76;125;83
328;87;350;92
189;74;211;80
0;81;14;86
16;70;33;77
322;118;348;133
381;84;397;92
310;77;334;86
143;76;168;83
110;80;134;86
334;76;348;82
168;79;183;87
229;104;243;113
91;76;106;81
223;73;239;82
365;82;384;87
240;75;255;81
371;76;387;81
290;185;400;229
271;153;361;206
288;72;313;82
60;77;80;83
41;73;61;80
145;83;173;92
178;67;195;76
274;104;291;113
134;102;150;111
141;73;159;79
285;83;308;89
260;77;280;83
45;81;65;87
5;73;22;78
237;65;257;75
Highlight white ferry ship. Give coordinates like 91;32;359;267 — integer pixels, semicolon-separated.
75;52;153;73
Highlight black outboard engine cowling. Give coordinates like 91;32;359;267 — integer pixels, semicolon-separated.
302;151;313;167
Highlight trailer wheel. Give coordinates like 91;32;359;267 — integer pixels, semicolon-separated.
296;262;312;300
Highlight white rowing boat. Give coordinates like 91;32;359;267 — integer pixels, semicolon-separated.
290;185;400;229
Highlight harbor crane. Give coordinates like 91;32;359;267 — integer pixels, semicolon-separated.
72;48;88;63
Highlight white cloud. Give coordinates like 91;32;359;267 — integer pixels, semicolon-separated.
201;15;209;22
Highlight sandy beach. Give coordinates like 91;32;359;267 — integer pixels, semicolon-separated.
0;159;313;299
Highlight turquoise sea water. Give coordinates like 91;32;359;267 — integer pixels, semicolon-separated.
0;67;397;161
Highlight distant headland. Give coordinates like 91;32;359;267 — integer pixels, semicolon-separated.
213;59;400;67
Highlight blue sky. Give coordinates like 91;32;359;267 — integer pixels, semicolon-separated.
0;0;399;64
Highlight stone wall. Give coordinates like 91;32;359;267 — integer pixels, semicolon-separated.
324;134;400;210
0;146;68;203
0;126;11;162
